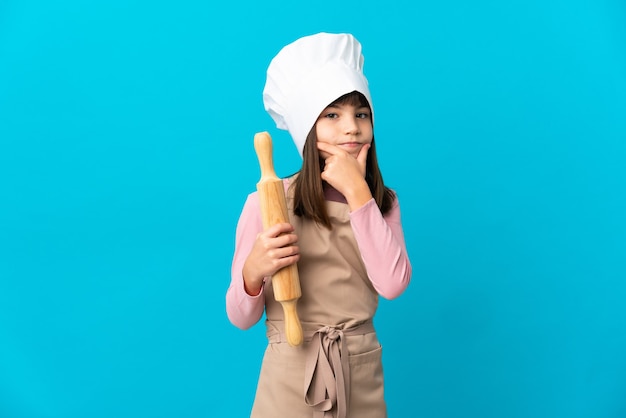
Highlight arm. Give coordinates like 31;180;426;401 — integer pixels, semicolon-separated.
226;193;266;330
316;142;411;298
226;190;301;329
350;196;412;299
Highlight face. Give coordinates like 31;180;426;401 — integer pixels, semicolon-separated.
315;102;373;159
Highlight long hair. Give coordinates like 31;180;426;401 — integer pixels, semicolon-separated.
291;91;396;229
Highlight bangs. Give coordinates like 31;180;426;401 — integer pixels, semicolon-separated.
330;91;370;109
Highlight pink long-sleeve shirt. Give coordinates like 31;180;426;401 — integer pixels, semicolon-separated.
226;179;412;330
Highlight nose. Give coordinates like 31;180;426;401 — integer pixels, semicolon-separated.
343;116;360;135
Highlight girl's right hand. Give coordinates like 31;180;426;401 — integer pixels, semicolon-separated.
242;222;300;296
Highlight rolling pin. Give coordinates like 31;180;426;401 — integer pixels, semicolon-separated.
254;131;303;347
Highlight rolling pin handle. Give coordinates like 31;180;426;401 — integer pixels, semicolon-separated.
282;300;304;347
254;132;277;180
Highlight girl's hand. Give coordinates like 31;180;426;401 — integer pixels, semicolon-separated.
242;222;300;295
317;142;373;210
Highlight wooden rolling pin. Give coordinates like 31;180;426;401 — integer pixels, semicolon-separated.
254;131;303;347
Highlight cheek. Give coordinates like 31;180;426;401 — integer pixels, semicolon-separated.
363;126;374;142
358;120;373;135
316;138;332;159
315;124;332;142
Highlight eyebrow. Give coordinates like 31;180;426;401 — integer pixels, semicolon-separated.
325;104;369;110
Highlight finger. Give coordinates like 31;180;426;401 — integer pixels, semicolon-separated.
356;143;370;168
274;233;298;248
265;222;294;237
317;141;344;156
272;253;300;272
274;244;299;259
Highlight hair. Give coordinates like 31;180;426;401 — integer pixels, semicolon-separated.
291;91;396;229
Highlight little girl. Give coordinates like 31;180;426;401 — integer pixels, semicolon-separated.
226;32;412;418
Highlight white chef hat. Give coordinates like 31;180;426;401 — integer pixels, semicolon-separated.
262;32;373;157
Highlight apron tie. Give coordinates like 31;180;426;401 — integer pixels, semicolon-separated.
266;320;375;418
304;326;350;418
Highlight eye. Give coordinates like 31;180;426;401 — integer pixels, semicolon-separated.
356;112;370;119
324;112;339;119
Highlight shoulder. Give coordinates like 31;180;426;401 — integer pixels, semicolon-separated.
239;190;260;215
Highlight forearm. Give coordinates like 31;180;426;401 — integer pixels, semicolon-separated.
343;178;374;212
225;194;266;329
350;198;412;299
226;271;265;330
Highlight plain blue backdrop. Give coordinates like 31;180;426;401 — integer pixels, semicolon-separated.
1;0;625;417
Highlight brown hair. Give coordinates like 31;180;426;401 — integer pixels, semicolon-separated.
291;91;396;229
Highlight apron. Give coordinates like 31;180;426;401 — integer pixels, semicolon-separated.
251;182;387;418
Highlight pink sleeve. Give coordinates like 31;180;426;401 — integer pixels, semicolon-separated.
225;193;267;330
349;196;412;299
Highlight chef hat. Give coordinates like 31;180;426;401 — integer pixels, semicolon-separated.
263;32;373;157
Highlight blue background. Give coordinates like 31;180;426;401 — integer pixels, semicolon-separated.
1;0;625;417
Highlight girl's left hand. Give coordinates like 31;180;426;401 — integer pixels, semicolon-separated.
317;142;373;209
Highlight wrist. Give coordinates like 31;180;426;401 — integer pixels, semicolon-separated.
242;265;264;296
344;180;372;211
244;279;263;296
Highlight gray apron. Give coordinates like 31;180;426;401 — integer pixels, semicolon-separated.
251;183;387;418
